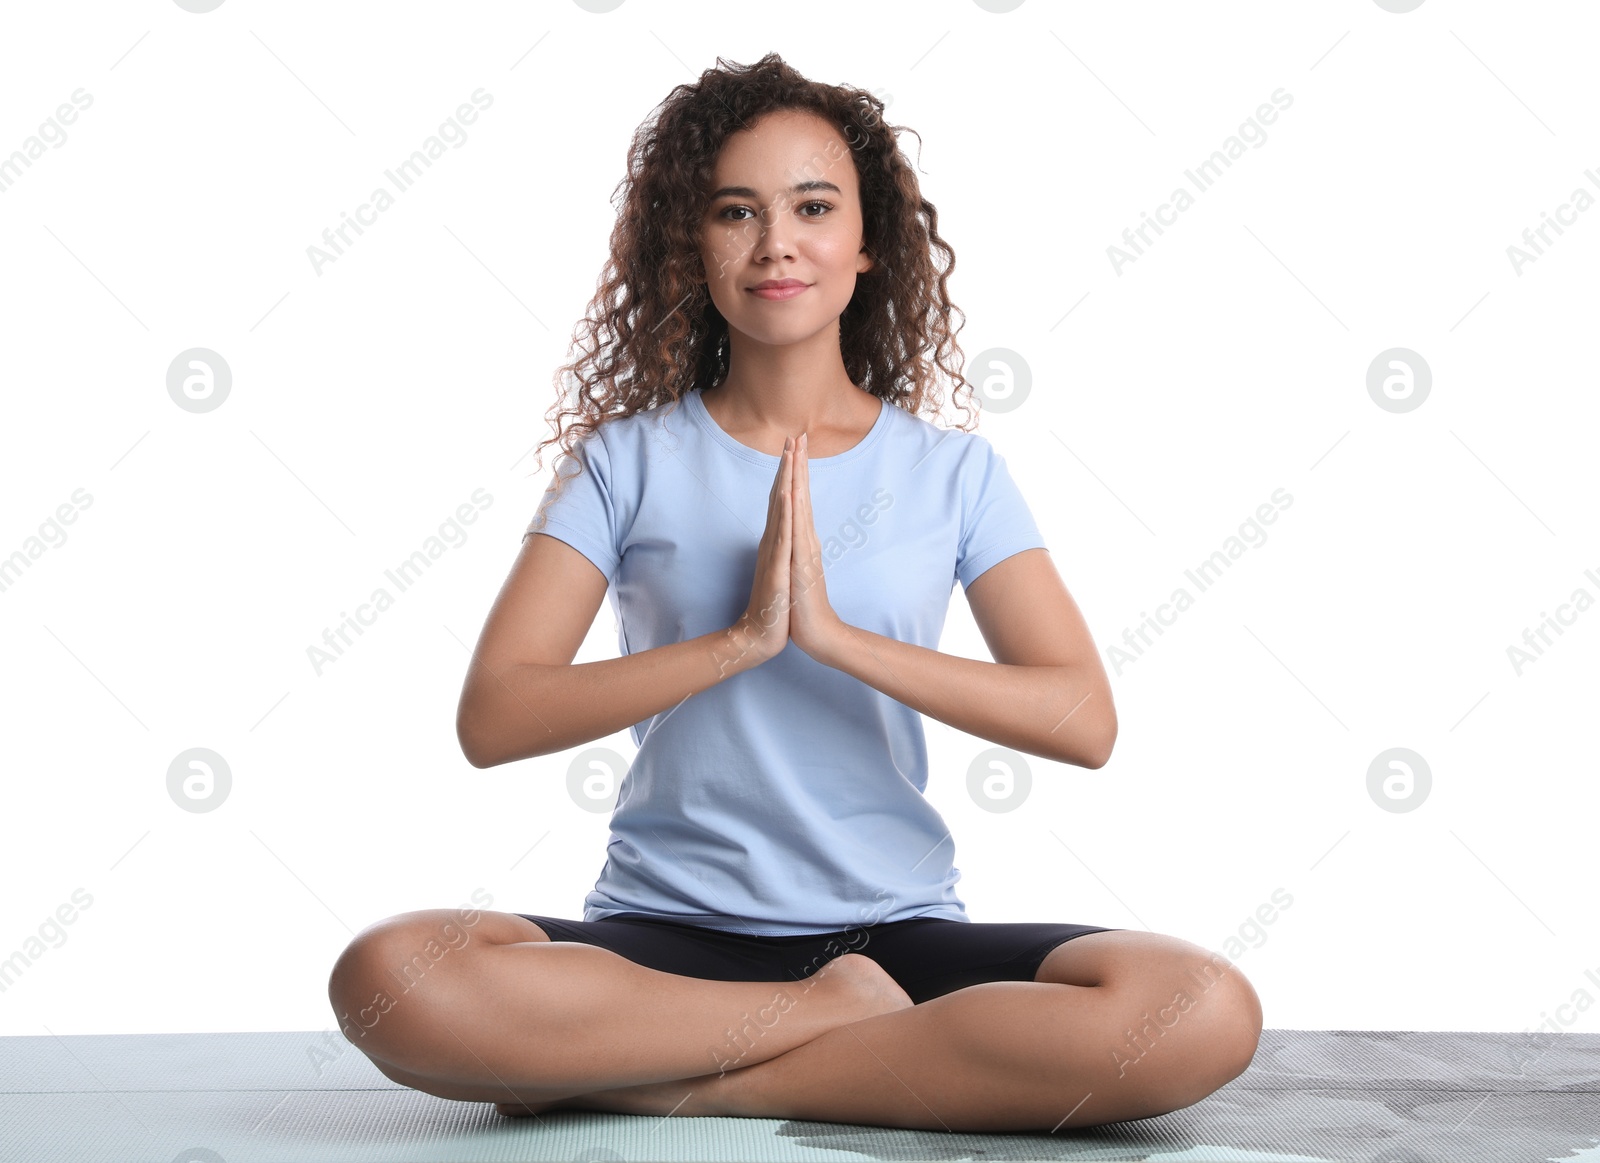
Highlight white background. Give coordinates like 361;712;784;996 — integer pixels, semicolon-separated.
1;0;1595;1042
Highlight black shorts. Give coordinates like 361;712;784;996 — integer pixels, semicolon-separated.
514;912;1122;1005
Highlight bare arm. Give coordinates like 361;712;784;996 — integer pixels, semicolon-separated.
460;623;768;768
464;439;802;768
813;548;1116;769
456;532;772;768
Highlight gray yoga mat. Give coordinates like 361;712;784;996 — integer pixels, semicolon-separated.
1;1027;1596;1162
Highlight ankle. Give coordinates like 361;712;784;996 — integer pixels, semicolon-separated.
706;1056;774;1118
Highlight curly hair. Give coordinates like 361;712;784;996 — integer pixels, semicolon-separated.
526;50;980;532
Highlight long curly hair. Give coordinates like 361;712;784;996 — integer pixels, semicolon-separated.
526;51;979;531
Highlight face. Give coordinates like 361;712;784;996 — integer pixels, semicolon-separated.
696;109;874;347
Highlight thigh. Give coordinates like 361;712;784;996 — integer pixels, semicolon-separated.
514;912;845;986
852;919;1124;1004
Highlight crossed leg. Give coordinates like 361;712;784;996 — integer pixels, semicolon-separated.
696;928;1264;1130
371;927;1262;1132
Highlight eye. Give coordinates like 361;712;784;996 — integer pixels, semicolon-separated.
717;201;834;221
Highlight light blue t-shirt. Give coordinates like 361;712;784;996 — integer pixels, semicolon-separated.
523;386;1047;935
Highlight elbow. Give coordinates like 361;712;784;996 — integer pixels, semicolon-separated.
456;701;498;770
1077;709;1118;770
461;732;512;771
457;684;555;769
457;661;556;768
457;725;490;770
1081;734;1115;769
1056;669;1116;769
1044;722;1114;770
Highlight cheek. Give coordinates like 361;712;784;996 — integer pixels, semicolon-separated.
811;231;862;270
705;223;760;269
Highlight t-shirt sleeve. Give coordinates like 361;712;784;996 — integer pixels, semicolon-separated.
523;431;622;583
954;436;1048;590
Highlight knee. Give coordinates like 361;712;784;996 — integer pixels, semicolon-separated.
1210;967;1263;1081
326;910;473;1057
327;915;405;1055
1112;938;1261;1102
1172;950;1263;1098
328;912;418;1002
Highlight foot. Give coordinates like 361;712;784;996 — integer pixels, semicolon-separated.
495;1097;565;1118
493;955;913;1120
806;952;914;1025
494;1076;723;1118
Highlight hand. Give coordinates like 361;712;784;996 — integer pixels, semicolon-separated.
731;432;847;667
731;434;796;665
785;431;847;662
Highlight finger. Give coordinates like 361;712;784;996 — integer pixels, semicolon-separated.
798;433;810;533
781;444;792;544
799;442;824;591
802;435;816;541
769;436;789;513
794;448;808;613
765;436;792;557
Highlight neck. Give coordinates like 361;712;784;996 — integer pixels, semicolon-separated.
706;321;864;433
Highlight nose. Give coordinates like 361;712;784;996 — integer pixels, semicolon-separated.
749;201;797;265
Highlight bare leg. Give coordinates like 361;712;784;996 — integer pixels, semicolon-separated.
523;931;1264;1131
707;981;1256;1130
327;909;913;1108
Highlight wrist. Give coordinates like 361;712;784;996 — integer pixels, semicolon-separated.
713;617;775;678
810;619;856;671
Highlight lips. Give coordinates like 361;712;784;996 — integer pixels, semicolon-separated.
748;280;810;301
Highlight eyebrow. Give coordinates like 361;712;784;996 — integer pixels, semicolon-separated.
708;180;843;200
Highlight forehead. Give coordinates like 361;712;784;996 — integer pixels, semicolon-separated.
709;110;857;195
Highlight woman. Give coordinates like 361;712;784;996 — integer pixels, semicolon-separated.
328;52;1262;1133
